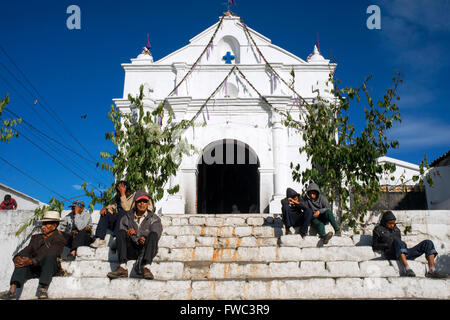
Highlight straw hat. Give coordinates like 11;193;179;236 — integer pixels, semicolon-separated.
39;211;62;223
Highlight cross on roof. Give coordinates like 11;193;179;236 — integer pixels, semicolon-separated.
222;51;235;64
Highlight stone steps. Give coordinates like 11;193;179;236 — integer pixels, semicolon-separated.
61;259;429;280
9;213;450;300
16;277;450;300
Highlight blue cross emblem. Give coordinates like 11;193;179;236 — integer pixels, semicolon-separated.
222;51;235;64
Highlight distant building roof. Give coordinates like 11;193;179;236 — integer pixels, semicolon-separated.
0;183;45;205
430;150;450;167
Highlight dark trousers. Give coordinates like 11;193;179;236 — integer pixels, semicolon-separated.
10;254;58;288
310;209;340;236
386;238;438;260
94;210;127;239
282;204;313;235
63;229;92;251
116;230;159;265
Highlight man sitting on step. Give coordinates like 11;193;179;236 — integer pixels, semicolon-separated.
304;182;341;244
0;211;66;300
91;181;137;248
281;188;313;237
372;211;446;279
107;190;162;280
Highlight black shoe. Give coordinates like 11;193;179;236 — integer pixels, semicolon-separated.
321;232;333;245
425;270;447;279
285;228;292;235
334;229;342;237
403;268;416;277
37;287;48;299
299;232;306;239
0;290;16;300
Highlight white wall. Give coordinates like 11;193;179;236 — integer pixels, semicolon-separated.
425;167;450;210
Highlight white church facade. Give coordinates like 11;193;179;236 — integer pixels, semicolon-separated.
113;12;420;214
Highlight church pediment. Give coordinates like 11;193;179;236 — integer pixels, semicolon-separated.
154;14;307;66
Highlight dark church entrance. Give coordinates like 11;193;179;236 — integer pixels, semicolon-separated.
197;139;260;214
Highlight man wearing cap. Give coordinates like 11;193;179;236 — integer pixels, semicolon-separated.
107;190;162;280
0;211;66;300
58;199;93;261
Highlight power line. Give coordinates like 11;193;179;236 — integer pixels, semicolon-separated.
13;127;104;193
0;45;99;162
0;155;67;200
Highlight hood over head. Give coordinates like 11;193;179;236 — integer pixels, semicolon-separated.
380;211;397;226
306;182;321;198
286;188;299;199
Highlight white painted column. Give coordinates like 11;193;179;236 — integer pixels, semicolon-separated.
259;167;274;213
182;168;198;214
266;97;290;213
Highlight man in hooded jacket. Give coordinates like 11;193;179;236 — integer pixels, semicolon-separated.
281;188;313;237
304;182;341;244
372;211;445;278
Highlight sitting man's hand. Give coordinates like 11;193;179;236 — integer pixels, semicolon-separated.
127;228;137;236
14;256;33;268
100;208;107;216
138;236;146;245
313;210;320;218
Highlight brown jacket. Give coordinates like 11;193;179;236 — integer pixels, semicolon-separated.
15;230;67;266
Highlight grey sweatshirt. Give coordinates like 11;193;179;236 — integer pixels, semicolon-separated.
58;210;92;233
304;182;331;214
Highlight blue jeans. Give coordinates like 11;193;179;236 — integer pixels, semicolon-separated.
387;238;438;260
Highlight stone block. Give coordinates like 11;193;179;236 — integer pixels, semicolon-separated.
299;246;376;261
225;217;246;226
299;261;327;277
326;261;360;277
189;217;206;225
359;260;397;277
269;262;301;277
246;217;265;226
205;217;224;226
252;226;276;237
389;260;427;277
234;226;252;237
276;247;302;261
195;236;216;247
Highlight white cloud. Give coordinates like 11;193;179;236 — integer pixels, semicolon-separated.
389;117;450;148
72;184;82;190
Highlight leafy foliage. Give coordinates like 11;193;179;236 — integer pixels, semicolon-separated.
285;72;405;232
1;93;22;143
16;197;64;236
83;85;200;211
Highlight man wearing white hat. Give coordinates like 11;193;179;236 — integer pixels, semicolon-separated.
0;210;66;300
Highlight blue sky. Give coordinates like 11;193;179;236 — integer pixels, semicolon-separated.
0;0;449;206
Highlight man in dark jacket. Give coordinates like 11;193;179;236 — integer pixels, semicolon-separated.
372;211;445;278
281;188;313;237
0;211;66;300
107;190;162;280
304;182;341;244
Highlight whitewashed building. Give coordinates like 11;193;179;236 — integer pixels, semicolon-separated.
0;183;45;211
114;12;420;214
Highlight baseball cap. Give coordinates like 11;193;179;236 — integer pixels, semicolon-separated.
135;190;150;202
70;199;85;208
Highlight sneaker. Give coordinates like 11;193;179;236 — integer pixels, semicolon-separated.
321;232;333;245
90;238;107;249
142;267;154;280
425;270;447;279
334;230;342;237
403;268;416;277
37;287;48;299
107;266;128;279
0;290;16;300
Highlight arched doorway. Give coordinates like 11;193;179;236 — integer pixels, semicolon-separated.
197;139;260;214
